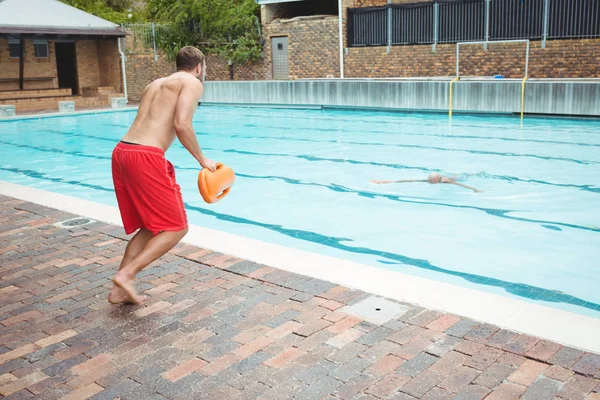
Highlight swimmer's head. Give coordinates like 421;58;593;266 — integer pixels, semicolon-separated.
176;46;207;82
427;173;442;184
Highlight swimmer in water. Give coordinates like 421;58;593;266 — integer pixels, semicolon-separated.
371;172;482;193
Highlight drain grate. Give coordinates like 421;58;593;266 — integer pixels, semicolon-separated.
340;296;411;325
54;218;96;229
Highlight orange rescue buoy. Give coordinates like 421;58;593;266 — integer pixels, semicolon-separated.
198;163;235;204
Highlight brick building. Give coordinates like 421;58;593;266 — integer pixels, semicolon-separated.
0;0;125;113
259;0;600;80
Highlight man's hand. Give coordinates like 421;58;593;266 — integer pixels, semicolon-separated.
200;158;217;172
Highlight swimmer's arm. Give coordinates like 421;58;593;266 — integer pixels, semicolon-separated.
371;179;427;184
174;81;209;166
450;182;482;193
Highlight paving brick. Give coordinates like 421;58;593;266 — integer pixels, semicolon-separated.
521;377;561;400
557;375;599;400
60;383;104;400
389;326;426;345
163;358;207;382
573;353;600;377
327;316;363;334
266;320;303;339
550;347;585;369
0;371;49;396
497;352;527;367
263;347;306;368
35;330;78;349
427;335;462;357
422;387;454;400
503;334;541;355
383;319;407;332
295;360;338;384
453;384;491;400
464;347;503;370
0;344;38;365
427;351;467;378
485;329;517;349
544;365;575;382
231;351;271;373
526;340;562;361
438;365;480;393
399;370;444;398
198;353;240;376
298;330;337;352
398;352;438;378
395;337;433;360
426;314;461;332
334;375;378;400
71;353;112;375
326;328;365;349
508;359;549;386
294;375;343;400
263;309;302;328
445;319;478;338
331;357;372;382
366;373;411;398
473;362;515;389
365;354;405;377
485;382;527;400
357;327;392;346
464;324;499;343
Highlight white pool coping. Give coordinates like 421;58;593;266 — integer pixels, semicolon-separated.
1;180;599;354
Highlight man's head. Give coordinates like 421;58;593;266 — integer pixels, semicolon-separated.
176;46;207;81
427;173;442;184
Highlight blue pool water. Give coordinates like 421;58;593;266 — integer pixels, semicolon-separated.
1;107;599;318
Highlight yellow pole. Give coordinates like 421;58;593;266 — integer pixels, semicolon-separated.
449;77;460;118
521;76;529;120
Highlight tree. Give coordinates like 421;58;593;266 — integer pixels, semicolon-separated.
148;0;263;64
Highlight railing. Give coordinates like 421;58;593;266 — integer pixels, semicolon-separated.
122;22;175;59
347;0;600;49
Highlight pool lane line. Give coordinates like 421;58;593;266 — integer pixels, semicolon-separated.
1;140;600;234
1;165;599;315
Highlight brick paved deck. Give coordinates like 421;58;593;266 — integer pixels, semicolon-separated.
1;194;599;400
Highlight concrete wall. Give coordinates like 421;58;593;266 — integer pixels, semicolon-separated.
201;80;600;117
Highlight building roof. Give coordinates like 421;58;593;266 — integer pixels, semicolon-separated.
0;0;125;37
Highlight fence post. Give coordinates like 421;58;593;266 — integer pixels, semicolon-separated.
484;0;490;50
151;22;158;61
387;1;392;53
542;0;550;48
433;2;438;52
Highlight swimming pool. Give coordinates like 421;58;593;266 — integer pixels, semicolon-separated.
1;107;599;319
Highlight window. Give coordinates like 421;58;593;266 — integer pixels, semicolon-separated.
8;39;20;58
34;40;49;58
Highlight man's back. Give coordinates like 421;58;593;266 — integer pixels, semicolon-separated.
123;72;201;150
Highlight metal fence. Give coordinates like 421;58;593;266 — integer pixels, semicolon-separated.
347;0;600;48
122;23;175;59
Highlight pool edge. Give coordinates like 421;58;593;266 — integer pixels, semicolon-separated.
1;180;599;354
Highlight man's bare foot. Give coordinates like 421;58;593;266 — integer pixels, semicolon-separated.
108;284;127;304
112;273;146;305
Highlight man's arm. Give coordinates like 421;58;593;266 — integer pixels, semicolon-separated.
371;179;427;184
450;182;482;193
174;80;216;171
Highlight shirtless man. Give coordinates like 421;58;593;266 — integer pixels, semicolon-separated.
371;172;481;193
109;46;216;305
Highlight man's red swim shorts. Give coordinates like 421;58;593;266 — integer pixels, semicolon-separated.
112;141;188;235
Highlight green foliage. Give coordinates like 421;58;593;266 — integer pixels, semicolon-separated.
148;0;263;65
60;0;264;65
60;0;143;23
